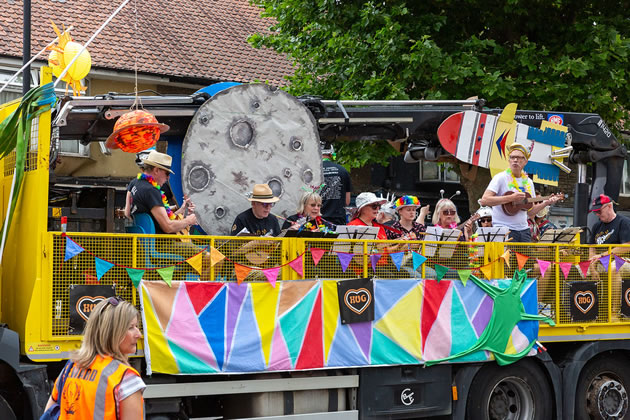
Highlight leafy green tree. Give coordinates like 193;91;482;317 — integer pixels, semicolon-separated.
250;0;630;170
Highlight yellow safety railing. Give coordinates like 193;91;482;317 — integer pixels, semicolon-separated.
37;232;630;352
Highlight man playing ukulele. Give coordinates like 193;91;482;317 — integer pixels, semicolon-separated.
128;150;197;234
480;144;561;242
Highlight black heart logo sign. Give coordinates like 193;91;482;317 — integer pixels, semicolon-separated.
76;296;107;321
574;291;595;314
344;288;372;315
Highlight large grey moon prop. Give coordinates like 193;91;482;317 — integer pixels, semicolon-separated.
181;84;323;235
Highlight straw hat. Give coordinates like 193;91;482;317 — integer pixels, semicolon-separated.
142;150;174;174
248;184;279;203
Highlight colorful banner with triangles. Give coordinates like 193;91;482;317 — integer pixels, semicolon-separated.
140;278;540;375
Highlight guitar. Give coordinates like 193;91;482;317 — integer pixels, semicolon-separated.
502;192;564;216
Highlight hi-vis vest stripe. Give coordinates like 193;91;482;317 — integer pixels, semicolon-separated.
93;359;123;420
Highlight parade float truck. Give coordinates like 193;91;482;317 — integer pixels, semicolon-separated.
0;69;629;420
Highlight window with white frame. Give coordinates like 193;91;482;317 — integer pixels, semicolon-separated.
419;161;460;182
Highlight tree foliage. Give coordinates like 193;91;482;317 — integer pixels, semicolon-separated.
249;0;630;168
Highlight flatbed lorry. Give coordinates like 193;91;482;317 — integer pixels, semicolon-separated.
0;69;629;420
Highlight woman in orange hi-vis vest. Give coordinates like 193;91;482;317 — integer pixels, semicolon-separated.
43;297;145;419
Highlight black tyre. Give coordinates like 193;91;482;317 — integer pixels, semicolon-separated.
466;359;553;420
575;355;630;420
0;394;17;420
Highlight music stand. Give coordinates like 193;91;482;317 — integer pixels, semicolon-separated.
424;227;462;258
538;227;582;244
333;225;380;254
476;226;510;243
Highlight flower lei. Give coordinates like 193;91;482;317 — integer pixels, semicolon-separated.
506;168;533;195
301;216;333;233
138;173;176;220
436;222;458;229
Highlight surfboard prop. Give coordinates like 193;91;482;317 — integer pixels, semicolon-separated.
437;103;572;186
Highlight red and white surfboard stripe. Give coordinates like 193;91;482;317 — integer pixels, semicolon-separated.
447;110;497;168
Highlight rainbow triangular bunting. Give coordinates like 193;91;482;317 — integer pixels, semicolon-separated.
95;257;114;281
412;252;427;271
537;259;551;278
156;266;175;287
187;253;203;274
516;252;529;270
234;263;252;285
458;269;471;286
311;248;326;266
578;261;591;277
435;264;449;282
126;268;144;288
210;247;225;267
390;252;404;271
289;255;304;277
559;262;572;280
614;254;626;272
263;267;280;287
501;249;511;267
338;253;354;273
369;254;381;272
479;264;492;280
65;237;84;261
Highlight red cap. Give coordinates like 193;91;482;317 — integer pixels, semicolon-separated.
589;194;618;212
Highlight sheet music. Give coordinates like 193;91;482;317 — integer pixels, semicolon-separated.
476;226;510;243
333;225;380;254
538;227;582;243
424;227;461;258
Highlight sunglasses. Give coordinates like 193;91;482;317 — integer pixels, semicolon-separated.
106;296;123;307
480;217;492;223
442;209;456;215
259;202;275;208
368;204;381;210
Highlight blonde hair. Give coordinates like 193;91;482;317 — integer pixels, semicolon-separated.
72;298;139;368
432;198;460;225
296;192;322;215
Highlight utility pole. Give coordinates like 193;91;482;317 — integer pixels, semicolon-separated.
22;0;31;95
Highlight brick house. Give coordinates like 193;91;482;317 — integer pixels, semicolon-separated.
0;0;294;179
0;0;292;101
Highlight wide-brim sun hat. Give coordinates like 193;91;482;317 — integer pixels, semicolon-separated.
142;150;174;174
248;184;280;203
536;206;550;219
394;195;420;210
105;109;169;152
355;192;387;211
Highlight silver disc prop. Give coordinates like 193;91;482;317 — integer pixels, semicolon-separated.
181;84;323;235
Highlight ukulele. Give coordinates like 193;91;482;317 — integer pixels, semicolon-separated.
501;192;564;216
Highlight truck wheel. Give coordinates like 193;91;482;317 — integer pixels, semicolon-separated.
466;359;552;420
0;395;17;420
575;356;630;420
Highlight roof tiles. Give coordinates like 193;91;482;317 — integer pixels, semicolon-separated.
0;0;293;85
